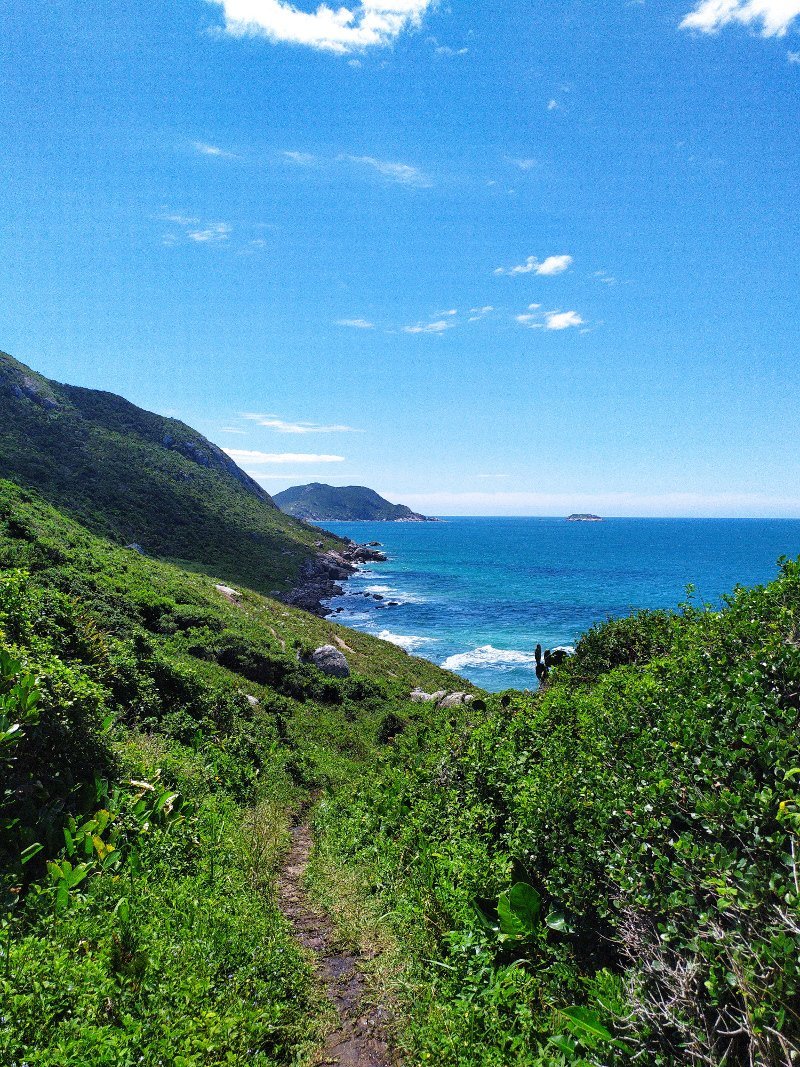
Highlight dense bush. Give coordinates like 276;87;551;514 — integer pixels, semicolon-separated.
314;561;800;1065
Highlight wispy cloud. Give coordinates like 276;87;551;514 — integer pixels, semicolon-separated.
192;141;236;158
241;414;359;434
789;49;800;62
336;317;374;329
515;306;586;330
342;154;432;187
283;149;317;164
506;157;538;170
223;448;345;464
209;0;436;53
427;37;469;56
403;319;454;334
220;426;248;434
593;269;617;285
468;305;494;321
187;222;232;243
547;99;559;110
680;0;800;37
161;215;232;245
494;254;573;276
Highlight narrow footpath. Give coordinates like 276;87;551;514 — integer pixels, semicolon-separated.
277;821;397;1067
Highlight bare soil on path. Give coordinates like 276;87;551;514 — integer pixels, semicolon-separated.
277;821;397;1067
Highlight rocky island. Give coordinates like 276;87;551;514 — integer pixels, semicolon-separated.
566;513;603;522
274;482;437;523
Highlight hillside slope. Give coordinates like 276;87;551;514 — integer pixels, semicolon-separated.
0;351;343;593
275;482;433;522
0;477;472;1065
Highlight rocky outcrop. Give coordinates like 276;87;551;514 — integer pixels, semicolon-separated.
281;541;388;616
409;689;475;707
310;645;350;678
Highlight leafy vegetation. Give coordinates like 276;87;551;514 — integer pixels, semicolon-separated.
0;351;343;593
0;427;798;1063
311;568;800;1064
0;478;465;1064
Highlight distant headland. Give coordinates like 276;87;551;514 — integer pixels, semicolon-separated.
274;483;437;523
566;513;603;522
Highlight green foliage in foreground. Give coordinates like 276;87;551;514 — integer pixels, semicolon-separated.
312;571;800;1064
0;479;465;1065
2;471;799;1064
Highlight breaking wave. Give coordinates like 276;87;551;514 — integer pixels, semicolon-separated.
376;630;435;650
441;645;539;672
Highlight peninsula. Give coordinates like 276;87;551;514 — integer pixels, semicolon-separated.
275;482;436;523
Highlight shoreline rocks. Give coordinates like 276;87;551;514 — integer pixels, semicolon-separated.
280;540;388;616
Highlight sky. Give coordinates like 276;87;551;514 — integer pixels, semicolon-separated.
1;0;799;516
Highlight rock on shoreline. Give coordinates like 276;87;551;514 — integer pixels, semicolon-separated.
280;541;387;616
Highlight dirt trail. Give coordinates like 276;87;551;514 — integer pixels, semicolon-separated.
277;822;396;1067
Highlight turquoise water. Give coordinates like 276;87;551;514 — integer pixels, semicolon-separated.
321;518;800;692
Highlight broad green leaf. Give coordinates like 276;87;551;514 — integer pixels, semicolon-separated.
559;1006;613;1043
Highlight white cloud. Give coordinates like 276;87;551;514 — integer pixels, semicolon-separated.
547;99;559;110
188;222;232;243
336;317;374;328
403;319;454;334
680;0;800;36
545;310;585;330
468;305;494;321
507;157;538;170
494;254;573;276
210;0;435;53
593;269;617;285
241;414;358;433
515;307;585;330
343;154;432;186
789;49;800;60
223;448;345;463
437;308;458;316
192;141;236;158
161;215;232;244
283;149;317;164
220;426;248;434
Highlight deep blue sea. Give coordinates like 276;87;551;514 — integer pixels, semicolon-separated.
320;518;800;692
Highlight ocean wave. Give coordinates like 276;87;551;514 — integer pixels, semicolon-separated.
363;585;395;594
441;645;538;671
376;630;435;650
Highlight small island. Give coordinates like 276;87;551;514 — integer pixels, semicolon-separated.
566;513;603;522
274;482;437;522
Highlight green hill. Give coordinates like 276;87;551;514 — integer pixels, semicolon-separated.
0;477;472;1064
0;351;344;593
275;482;434;522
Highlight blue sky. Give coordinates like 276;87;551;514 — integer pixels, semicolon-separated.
2;0;799;515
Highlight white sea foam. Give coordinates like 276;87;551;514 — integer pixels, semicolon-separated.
363;585;395;594
441;645;539;671
376;630;435;650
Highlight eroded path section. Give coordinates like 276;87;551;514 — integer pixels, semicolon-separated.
277;822;396;1067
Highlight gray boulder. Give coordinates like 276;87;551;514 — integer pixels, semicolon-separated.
410;689;434;702
439;692;466;708
311;645;350;678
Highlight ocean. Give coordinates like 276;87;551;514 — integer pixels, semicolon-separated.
320;517;800;692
